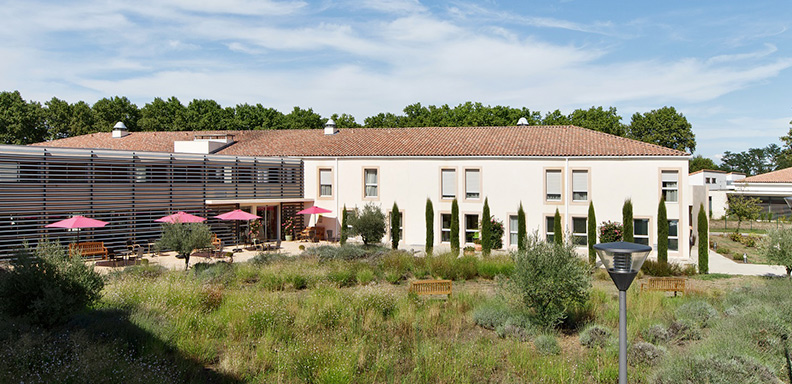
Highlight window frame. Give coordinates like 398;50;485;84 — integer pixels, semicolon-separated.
464;213;480;244
317;167;333;199
544;168;564;204
387;210;405;244
440;212;452;243
571;216;587;246
508;214;519;247
463;167;482;202
633;217;651;247
545;214;561;243
440;167;457;201
362;167;379;200
668;219;679;252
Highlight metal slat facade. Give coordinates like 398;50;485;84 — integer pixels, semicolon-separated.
0;145;304;259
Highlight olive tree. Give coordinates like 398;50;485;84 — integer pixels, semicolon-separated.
157;222;213;270
351;202;386;245
727;195;762;232
765;227;792;277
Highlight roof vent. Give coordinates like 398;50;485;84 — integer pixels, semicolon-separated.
516;117;529;126
112;121;129;138
324;119;337;135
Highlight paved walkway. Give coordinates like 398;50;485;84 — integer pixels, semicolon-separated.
695;248;787;277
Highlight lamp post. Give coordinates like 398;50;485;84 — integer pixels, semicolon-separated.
593;241;652;384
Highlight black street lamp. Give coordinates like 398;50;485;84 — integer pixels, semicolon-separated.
594;241;652;384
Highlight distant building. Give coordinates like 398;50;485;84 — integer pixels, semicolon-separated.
688;169;745;218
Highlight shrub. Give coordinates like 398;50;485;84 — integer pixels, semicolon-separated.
641;259;685;277
728;232;742;242
454;255;478;280
676;300;719;328
654;354;777;384
490;216;505;250
355;268;376;285
192;261;235;285
327;268;357;288
579;324;611;348
350;202;386;245
666;320;702;343
764;227;792;276
0;240;104;327
473;302;511;330
642;324;670;344
478;254;515;279
534;334;561;355
382;250;415;277
599;221;622;243
509;234;591;329
628;342;665;366
251;251;288;265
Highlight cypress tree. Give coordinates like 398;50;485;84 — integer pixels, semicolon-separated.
390;202;400;250
623;199;634;242
481;197;492;256
588;201;596;265
425;198;433;255
517;202;527;251
658;197;668;265
451;198;460;256
340;204;348;245
698;203;709;274
554;208;563;246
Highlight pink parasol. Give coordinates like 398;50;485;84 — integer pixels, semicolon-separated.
214;209;261;252
297;206;332;215
46;215;109;243
155;211;206;223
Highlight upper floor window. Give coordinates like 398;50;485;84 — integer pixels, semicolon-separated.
662;171;678;202
465;169;481;200
364;168;378;198
319;168;332;197
572;170;588;201
546;170;562;201
441;169;456;199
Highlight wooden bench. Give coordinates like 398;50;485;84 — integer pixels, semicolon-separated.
409;279;452;298
69;241;108;259
640;277;687;296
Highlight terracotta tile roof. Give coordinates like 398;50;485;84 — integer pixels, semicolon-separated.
736;167;792;183
31;126;688;157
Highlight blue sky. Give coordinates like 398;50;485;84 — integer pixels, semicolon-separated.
0;0;790;160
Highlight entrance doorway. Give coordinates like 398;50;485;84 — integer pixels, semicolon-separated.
256;206;279;242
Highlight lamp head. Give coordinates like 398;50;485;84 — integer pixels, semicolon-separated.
594;241;652;291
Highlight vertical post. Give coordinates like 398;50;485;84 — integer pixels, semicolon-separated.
619;289;628;384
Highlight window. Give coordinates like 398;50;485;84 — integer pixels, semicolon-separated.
546;170;561;201
546;216;555;243
572;217;587;246
364;168;378;198
509;215;519;246
441;169;456;199
441;213;452;242
634;219;649;246
662;171;678;202
388;211;404;241
465;169;480;199
572;170;588;201
465;214;479;243
668;220;679;251
319;168;332;197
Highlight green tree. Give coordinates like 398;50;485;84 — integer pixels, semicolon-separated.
764;227;792;277
390;202;400;249
698;203;709;274
622;199;634;242
481;197;492;256
588;201;596;265
542;109;571;125
517;203;527;251
184;99;230;131
689;155;719;173
509;233;591;328
340;205;349;245
330;113;361;128
451;198;460;256
363;112;403;128
139;96;186;131
425;198;434;255
628;106;695;153
568;106;626;136
284;106;324;129
92;96;139;132
727;195;762;232
156;222;213;270
720;144;784;176
0;240;104;327
553;208;563;246
44;97;74;139
0;90;47;144
351;202;386;245
69;101;96;136
658;197;668;266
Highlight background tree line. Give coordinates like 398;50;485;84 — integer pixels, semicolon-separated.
689;139;792;176
1;90;695;153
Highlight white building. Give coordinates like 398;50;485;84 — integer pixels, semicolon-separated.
33;122;696;261
688;169;745;218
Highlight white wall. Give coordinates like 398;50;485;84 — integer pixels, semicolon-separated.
303;156;692;261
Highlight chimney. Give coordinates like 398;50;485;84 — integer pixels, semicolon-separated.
112;121;129;138
516;117;529;126
324;119;337;135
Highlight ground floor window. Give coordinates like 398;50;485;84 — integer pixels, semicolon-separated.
388;211;404;241
441;213;451;242
572;217;587;246
634;219;649;246
545;216;555;243
465;214;479;243
668;220;679;251
509;215;518;245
